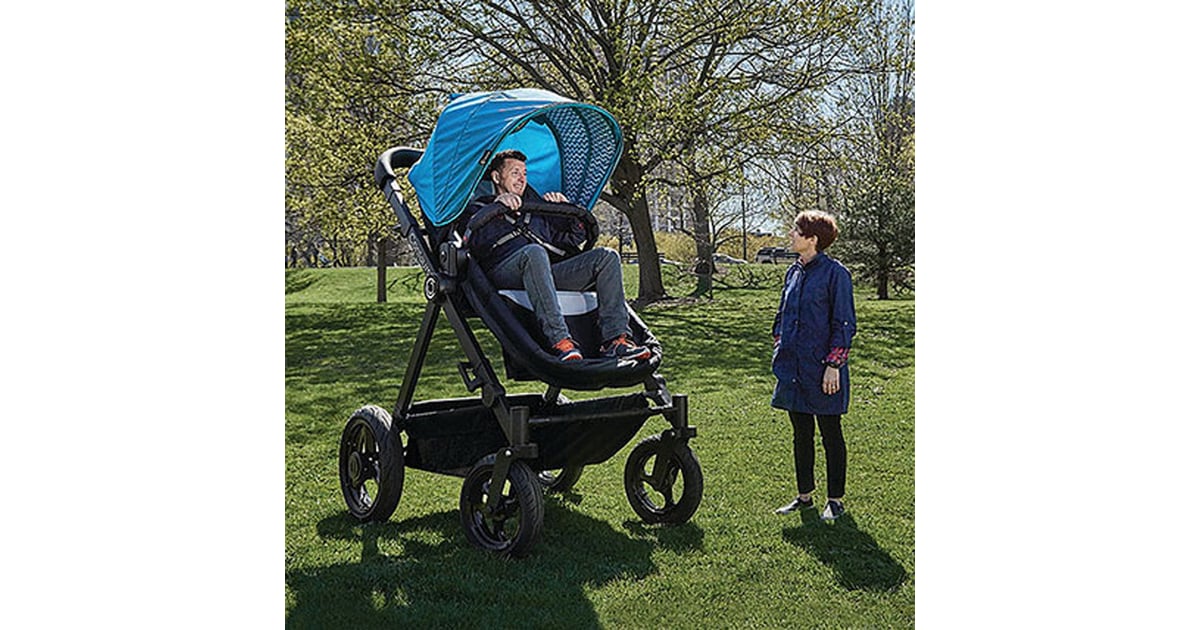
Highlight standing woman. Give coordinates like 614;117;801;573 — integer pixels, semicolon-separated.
771;211;857;521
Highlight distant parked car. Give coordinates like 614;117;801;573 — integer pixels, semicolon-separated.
620;252;678;266
754;247;798;264
712;254;747;265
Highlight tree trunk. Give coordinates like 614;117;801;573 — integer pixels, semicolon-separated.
628;197;666;302
694;261;713;297
690;186;714;299
376;236;388;303
876;246;890;300
610;150;666;303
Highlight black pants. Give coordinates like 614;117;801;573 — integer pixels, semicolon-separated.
789;412;846;498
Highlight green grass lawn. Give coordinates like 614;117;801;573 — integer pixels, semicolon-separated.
285;264;914;628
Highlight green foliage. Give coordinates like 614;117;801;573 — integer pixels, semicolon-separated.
621;231;780;267
651;232;697;265
823;0;915;299
286;266;914;627
285;0;438;267
838;154;915;298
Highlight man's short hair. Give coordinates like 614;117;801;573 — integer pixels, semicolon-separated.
794;210;840;252
487;149;527;177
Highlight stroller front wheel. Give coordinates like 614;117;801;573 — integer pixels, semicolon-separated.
623;434;703;525
338;405;404;522
460;454;544;557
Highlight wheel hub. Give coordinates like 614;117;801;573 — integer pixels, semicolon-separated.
347;451;364;485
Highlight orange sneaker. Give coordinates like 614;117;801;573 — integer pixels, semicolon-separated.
602;334;650;361
552;338;583;361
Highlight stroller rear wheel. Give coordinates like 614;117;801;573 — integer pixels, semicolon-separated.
623;434;703;525
537;465;584;493
460;454;544;557
338;406;404;522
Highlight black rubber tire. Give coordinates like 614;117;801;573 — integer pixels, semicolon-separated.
338;405;404;522
460;454;544;558
623;434;703;525
537;465;584;493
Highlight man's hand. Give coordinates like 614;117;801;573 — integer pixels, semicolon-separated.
496;192;522;210
542;191;568;203
822;366;840;395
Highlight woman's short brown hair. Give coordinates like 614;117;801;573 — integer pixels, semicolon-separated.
794;211;839;252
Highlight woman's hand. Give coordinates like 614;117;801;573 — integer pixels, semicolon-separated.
542;191;568;203
496;191;522;210
822;365;840;395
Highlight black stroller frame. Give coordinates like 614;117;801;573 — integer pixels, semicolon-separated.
337;147;702;558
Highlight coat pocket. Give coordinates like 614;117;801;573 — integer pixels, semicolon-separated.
771;344;791;381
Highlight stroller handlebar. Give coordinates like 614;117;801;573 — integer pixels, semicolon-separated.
374;147;425;190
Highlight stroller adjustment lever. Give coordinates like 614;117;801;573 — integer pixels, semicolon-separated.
458;361;483;392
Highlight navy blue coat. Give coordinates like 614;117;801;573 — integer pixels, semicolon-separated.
771;253;857;415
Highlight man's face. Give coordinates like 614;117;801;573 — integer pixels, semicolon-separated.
492;158;527;196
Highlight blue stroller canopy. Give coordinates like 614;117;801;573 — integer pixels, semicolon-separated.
408;88;624;227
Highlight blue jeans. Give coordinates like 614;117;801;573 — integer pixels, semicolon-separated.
488;245;630;345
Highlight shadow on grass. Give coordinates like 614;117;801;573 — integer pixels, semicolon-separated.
782;513;907;592
286;303;515;391
620;520;705;554
286;269;322;295
851;301;915;380
287;503;672;628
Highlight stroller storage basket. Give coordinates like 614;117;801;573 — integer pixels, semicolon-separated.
403;393;660;475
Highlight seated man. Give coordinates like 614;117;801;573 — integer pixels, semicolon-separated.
464;149;650;363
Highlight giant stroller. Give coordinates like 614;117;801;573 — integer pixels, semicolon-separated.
338;88;703;557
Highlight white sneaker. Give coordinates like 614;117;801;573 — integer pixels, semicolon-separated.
774;496;814;515
821;501;845;521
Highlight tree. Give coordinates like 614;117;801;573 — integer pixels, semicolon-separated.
751;0;914;299
406;0;868;302
831;0;915;299
646;0;874;295
285;0;436;269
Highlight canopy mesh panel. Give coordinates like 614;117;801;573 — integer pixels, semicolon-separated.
544;107;620;206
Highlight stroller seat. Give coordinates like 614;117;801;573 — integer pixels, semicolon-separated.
497;289;597;315
498;288;601;362
461;259;663;391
